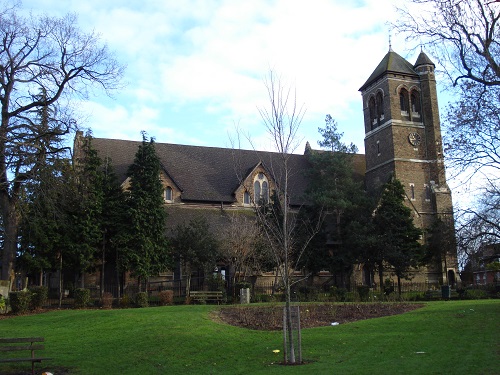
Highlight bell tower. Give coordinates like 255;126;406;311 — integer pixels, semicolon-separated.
359;48;459;285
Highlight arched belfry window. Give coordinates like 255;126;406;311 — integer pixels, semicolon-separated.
369;97;377;129
369;91;385;130
410;90;421;119
400;88;409;115
254;172;269;204
376;92;384;122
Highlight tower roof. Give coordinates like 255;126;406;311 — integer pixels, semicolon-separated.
359;50;417;91
414;50;435;68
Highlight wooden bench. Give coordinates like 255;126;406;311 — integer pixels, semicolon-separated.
0;337;52;375
424;290;442;300
190;290;223;304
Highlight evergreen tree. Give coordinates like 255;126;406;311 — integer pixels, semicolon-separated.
68;134;105;287
121;133;170;291
100;156;128;297
17;90;73;288
18;158;74;285
372;178;423;296
302;115;367;286
19;133;128;296
170;216;219;294
72;135;129;295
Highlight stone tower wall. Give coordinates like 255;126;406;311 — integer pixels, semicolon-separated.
360;52;459;286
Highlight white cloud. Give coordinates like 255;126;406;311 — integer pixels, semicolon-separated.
77;100;161;140
22;0;408;154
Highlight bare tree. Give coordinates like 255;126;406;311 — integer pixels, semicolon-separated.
455;183;500;269
394;0;500;179
218;213;265;286
444;81;500;183
239;72;322;364
395;0;500;87
394;1;500;268
0;5;123;280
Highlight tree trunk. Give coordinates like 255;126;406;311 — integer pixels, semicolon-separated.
272;269;279;295
100;232;106;298
58;254;63;308
378;264;384;292
116;249;121;299
0;205;19;281
284;281;296;364
185;263;191;298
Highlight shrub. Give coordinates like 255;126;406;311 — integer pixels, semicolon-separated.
235;281;251;290
0;294;5;312
464;289;488;300
329;286;347;302
296;285;319;302
120;294;131;308
456;288;466;299
101;292;114;309
9;291;31;314
357;285;371;301
485;283;500;298
207;275;225;291
253;294;273;303
173;296;185;305
136;292;149;308
158;290;174;306
28;286;48;310
74;288;91;308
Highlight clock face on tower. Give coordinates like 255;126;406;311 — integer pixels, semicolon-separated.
408;132;421;146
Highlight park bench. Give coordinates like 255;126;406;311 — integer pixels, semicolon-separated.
190;290;223;304
0;337;52;375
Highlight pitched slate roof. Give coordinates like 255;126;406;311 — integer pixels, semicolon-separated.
414;50;435;69
91;137;315;205
359;49;418;91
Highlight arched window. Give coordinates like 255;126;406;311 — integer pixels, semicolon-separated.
164;186;173;202
262;181;268;203
376;92;384;122
410;90;421;119
253;181;261;201
253;172;269;204
369;97;377;129
363;264;373;286
400;89;409;115
244;191;251;205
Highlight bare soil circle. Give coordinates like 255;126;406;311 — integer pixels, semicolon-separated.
217;302;424;330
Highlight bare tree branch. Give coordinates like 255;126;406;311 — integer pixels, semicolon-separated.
0;5;124;280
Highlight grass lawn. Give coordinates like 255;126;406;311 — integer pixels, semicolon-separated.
0;300;498;374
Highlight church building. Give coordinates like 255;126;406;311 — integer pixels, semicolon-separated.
79;48;459;288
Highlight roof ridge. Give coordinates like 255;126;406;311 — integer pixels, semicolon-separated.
359;50;417;91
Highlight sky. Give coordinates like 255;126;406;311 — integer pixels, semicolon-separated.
19;0;434;155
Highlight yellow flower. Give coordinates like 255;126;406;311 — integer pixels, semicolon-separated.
273;349;280;354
